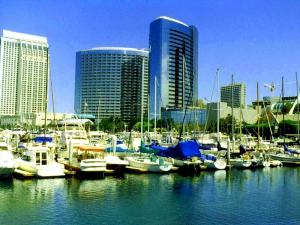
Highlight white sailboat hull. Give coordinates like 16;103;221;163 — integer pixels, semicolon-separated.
125;156;173;172
229;158;252;168
269;153;300;165
203;158;227;170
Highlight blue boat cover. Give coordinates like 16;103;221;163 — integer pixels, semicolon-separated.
156;140;202;159
34;136;53;143
149;142;168;151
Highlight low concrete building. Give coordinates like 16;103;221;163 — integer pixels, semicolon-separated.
206;102;258;127
0;112;74;128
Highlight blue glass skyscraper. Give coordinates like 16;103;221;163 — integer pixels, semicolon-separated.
149;16;198;119
75;47;148;123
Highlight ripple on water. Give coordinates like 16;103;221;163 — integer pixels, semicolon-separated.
1;168;300;224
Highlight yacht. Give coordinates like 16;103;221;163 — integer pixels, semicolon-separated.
61;145;107;178
15;145;65;178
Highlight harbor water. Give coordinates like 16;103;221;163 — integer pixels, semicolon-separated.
1;167;300;225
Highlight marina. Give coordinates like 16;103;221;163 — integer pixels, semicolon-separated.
1;1;300;224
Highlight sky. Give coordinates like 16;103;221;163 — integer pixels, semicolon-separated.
0;0;300;113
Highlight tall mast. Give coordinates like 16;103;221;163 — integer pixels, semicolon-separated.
141;58;144;140
148;94;150;138
182;54;185;108
97;99;100;131
44;46;50;135
50;65;56;130
282;76;285;144
257;82;260;149
216;68;220;142
154;76;157;140
231;74;234;139
296;72;299;141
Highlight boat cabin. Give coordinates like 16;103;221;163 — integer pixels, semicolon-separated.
22;146;51;166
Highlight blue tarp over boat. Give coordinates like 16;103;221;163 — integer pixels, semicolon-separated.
33;136;53;143
150;142;168;151
156;140;202;159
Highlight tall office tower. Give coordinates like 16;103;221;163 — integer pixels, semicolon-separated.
0;30;49;115
221;83;246;108
149;16;198;118
75;47;148;123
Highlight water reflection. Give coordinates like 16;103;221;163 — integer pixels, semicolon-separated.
1;168;300;225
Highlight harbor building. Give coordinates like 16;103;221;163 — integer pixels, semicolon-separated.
206;102;257;128
149;16;198;119
74;47;148;123
0;112;74;128
0;30;49;115
221;83;246;108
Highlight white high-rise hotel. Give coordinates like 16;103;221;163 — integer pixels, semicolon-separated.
0;30;49;115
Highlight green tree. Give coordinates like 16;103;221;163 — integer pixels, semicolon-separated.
98;116;125;133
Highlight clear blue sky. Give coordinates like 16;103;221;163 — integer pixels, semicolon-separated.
1;0;300;112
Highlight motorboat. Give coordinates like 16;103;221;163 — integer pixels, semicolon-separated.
62;145;107;178
80;158;106;172
15;145;65;178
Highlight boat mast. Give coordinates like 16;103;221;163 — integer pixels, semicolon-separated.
282;76;285;144
44;47;50;136
216;68;220;142
231;74;235;154
231;74;234;139
154;75;157;140
148;94;150;139
97;99;100;131
141;58;144;141
50;65;56;131
296;72;299;141
257;82;260;149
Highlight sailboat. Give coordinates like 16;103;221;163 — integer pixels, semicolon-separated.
126;72;173;173
200;69;227;170
268;76;300;166
269;144;300;165
227;75;252;168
